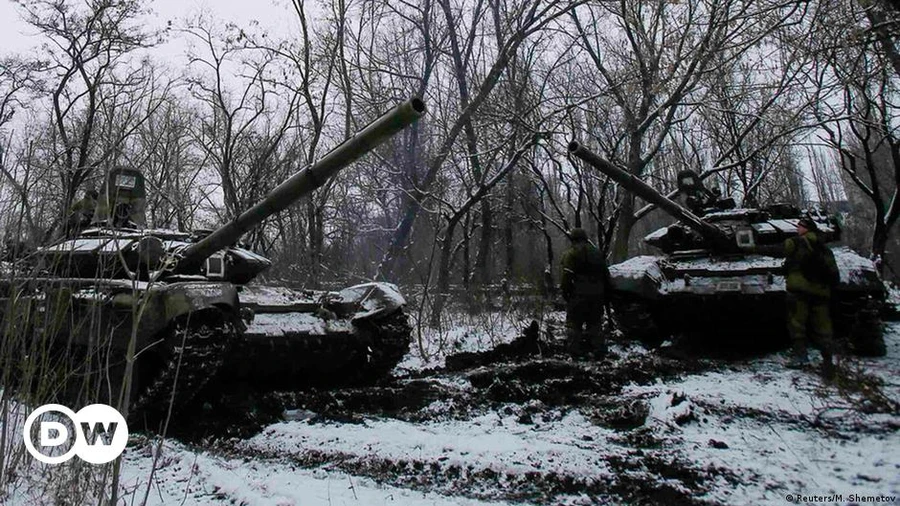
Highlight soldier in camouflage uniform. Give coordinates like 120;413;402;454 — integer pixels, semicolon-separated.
784;217;836;379
561;228;611;356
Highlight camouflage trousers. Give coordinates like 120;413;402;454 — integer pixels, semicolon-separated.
786;292;835;360
566;297;606;354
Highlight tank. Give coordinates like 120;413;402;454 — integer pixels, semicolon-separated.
0;98;426;425
568;140;887;356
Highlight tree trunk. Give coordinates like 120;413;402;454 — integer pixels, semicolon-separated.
432;215;463;326
475;201;492;286
504;177;515;282
307;199;323;288
611;193;636;263
872;217;889;277
463;211;472;292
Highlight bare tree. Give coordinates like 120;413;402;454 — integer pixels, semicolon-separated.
807;0;900;272
377;0;581;280
570;0;807;261
0;57;43;241
13;0;158;217
184;18;300;223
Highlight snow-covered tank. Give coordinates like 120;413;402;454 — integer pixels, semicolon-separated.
568;141;886;356
0;98;426;426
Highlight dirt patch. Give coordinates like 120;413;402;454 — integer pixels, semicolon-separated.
155;322;733;504
210;440;730;506
256;349;714;428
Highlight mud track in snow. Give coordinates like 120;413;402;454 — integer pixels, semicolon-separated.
175;340;747;505
158;324;900;506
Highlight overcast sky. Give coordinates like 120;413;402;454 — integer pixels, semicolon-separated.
0;0;296;55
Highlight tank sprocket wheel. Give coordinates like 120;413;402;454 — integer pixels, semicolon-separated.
128;310;237;429
835;296;886;357
610;299;663;347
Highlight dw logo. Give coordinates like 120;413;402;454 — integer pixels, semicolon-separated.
22;404;129;464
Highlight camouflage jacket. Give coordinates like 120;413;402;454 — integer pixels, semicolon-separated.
561;242;610;301
784;232;833;298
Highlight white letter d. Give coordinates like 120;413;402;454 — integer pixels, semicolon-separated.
40;422;68;447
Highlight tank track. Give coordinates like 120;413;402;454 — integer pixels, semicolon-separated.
834;295;886;357
610;299;663;346
129;310;237;427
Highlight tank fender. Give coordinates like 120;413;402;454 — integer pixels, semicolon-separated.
833;247;886;294
337;282;406;321
609;256;665;300
159;282;240;322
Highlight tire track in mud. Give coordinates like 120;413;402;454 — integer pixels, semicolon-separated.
210;434;730;505
200;344;738;505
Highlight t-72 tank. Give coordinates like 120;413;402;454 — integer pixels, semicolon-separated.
568;141;886;356
0;98;426;427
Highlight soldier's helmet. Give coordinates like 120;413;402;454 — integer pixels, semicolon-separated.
797;216;818;232
569;227;588;242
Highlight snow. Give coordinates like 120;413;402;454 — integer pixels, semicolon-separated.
247;312;354;336
609;248;881;293
337;283;406;319
834;246;880;283
241;283;405;324
2;297;899;505
644;227;669;242
618;335;900;505
632;358;900;505
230;247;270;264
609;255;663;281
40;238;110;252
666;255;783;271
116;443;515;506
103;325;899;506
244;410;617;479
396;309;525;371
241;285;323;306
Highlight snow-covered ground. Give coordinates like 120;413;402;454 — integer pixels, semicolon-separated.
2;309;898;505
112;320;899;506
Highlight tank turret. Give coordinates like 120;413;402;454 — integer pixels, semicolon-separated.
566;140;885;357
568;141;735;251
568;141;839;254
37;98;426;283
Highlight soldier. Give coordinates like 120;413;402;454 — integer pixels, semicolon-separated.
784;217;837;380
561;227;611;356
65;189;98;235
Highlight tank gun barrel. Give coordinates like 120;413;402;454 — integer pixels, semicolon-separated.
567;140;734;248
180;98;426;269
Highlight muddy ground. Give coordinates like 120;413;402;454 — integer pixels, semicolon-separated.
145;323;809;505
107;308;900;506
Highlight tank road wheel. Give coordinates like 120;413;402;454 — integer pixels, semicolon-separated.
353;309;412;383
128;309;237;430
835;296;887;357
610;298;664;347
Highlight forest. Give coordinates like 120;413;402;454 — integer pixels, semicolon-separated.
1;0;898;304
1;1;899;505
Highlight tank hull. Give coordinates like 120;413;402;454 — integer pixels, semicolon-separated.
610;250;886;355
229;283;410;387
0;276;411;424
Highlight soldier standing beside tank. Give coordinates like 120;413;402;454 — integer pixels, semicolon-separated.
784;217;837;380
561;227;611;357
